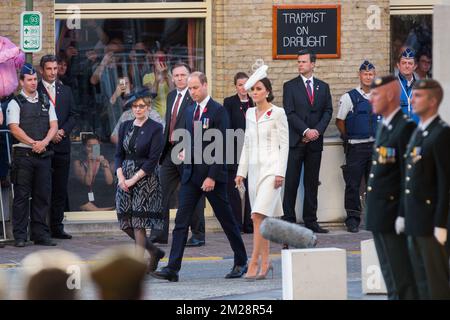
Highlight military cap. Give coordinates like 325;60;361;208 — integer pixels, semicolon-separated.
412;79;442;90
20;63;36;76
370;75;397;89
359;60;375;71
401;47;415;59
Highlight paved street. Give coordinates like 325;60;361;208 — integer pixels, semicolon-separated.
0;228;386;300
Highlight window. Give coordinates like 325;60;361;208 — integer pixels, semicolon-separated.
55;17;205;212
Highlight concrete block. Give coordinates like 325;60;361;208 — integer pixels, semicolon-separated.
361;239;387;294
282;248;347;300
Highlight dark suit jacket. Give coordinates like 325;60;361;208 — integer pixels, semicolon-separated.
115;119;163;175
401;116;450;237
223;94;254;171
160;89;193;164
283;76;333;151
365;111;416;233
181;98;229;186
37;80;77;154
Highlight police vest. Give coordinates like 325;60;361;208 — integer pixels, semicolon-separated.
345;89;378;140
13;94;51;143
398;75;419;123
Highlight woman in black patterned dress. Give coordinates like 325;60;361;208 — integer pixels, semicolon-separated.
115;93;165;273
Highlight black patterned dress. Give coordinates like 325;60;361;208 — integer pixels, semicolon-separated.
116;125;164;230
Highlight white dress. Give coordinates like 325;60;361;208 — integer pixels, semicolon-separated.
237;104;289;217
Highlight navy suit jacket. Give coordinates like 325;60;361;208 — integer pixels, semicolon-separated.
181;98;229;185
38;80;77;154
115;119;163;175
160;89;194;164
283;76;333;151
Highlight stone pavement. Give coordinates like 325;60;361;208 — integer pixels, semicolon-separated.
0;227;387;300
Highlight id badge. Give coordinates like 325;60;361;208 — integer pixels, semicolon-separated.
88;192;95;202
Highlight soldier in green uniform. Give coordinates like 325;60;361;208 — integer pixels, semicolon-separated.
365;75;418;300
395;79;450;299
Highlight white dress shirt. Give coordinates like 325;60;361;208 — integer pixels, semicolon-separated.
300;75;314;136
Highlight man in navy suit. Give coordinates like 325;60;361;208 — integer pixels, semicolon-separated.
282;49;333;234
149;63;206;246
151;72;247;281
38;55;77;239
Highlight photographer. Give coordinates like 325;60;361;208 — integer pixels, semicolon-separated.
73;134;114;211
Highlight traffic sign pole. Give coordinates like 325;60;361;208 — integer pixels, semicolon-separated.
25;0;34;64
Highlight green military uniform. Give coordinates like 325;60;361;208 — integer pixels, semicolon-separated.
401;112;450;299
365;76;418;300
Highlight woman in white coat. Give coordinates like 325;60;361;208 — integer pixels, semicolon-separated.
235;76;289;279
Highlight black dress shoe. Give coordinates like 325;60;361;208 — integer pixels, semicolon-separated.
147;249;165;273
150;267;179;282
305;223;329;234
33;238;57;246
15;240;26;247
346;224;359;233
51;231;72;239
225;264;248;279
185;238;205;247
149;234;168;244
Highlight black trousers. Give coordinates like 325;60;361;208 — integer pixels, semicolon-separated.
50;152;71;233
167;179;247;272
151;150;205;242
342;142;373;226
372;232;418;300
227;169;252;233
11;153;52;241
408;236;450;299
283;146;322;224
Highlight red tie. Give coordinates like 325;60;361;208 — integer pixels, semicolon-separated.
306;79;314;105
193;103;201;121
169;93;182;143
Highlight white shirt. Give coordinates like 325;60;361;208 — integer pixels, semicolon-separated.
418;114;439;131
337;87;374;144
171;87;188;117
6;90;58;148
382;107;401;127
300;75;314;136
42;79;56;101
194;95;210;118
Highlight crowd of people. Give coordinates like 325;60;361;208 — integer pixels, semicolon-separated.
1;30;449;299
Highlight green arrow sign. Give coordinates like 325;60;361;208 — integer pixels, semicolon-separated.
20;11;42;53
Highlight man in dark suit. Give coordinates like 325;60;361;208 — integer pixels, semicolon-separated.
282;49;333;233
149;63;206;246
223;72;253;234
38;54;76;239
151;72;247;281
396;79;450;299
365;75;418;300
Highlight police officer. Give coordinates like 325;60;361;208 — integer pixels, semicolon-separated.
365;75;418;300
395;79;450;299
397;47;419;123
6;63;58;247
336;61;378;233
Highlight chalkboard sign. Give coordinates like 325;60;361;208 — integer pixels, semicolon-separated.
272;4;341;59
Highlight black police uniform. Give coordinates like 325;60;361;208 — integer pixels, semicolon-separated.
365;76;418;300
341;88;378;229
401;115;450;299
10;93;54;243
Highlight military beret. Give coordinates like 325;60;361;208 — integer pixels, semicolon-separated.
412;79;442;90
20;63;36;76
359;60;375;71
401;47;415;59
370;75;397;89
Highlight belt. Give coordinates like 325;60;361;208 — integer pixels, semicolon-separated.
13;147;54;158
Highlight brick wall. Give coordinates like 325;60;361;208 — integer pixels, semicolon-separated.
212;0;390;136
0;0;54;67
